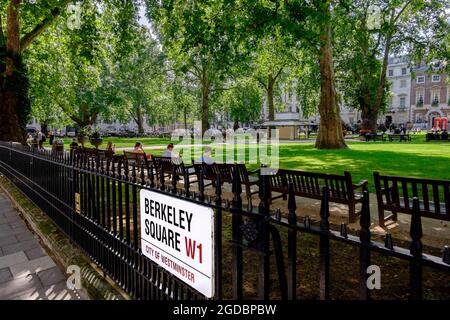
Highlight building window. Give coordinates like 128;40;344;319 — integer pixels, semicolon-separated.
400;80;407;88
448;87;450;105
416;76;425;84
415;114;423;123
416;90;424;106
388;69;394;77
431;90;440;106
432;75;441;82
399;97;406;109
401;68;407;75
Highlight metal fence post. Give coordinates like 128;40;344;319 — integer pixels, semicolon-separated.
359;191;371;300
287;182;297;300
231;163;243;300
214;174;223;300
257;170;271;300
410;197;423;300
319;187;330;300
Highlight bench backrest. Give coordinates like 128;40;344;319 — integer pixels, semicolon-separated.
268;169;354;203
73;147;98;158
374;172;450;221
123;151;147;163
98;149;114;160
192;162;254;185
152;155;184;175
193;162;217;181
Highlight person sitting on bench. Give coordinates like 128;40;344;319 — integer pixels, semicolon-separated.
194;146;214;164
133;142;151;160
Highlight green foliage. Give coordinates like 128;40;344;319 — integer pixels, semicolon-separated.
212;78;262;127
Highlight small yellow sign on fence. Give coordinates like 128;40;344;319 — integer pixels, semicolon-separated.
75;193;81;214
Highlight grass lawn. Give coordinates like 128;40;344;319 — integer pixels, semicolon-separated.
276;139;450;190
46;133;450;190
45;136;171;150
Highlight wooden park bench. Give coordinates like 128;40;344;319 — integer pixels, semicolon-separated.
123;151;150;167
151;155;197;187
362;133;385;142
192;162;259;202
268;169;368;223
373;172;450;227
97;149;115;161
426;132;449;142
387;133;411;142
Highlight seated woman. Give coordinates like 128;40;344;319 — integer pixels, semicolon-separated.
134;142;151;160
106;141;115;152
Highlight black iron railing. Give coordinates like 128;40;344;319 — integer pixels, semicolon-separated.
0;141;449;300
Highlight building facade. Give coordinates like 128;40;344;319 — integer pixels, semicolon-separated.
341;56;450;129
410;67;450;128
385;56;412;125
261;85;317;139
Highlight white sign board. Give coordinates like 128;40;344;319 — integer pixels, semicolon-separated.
140;189;214;298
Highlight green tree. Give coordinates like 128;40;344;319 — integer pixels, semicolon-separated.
213;77;262;129
241;0;347;148
252;28;298;125
335;0;449;131
0;0;80;142
146;0;244;133
112;27;166;135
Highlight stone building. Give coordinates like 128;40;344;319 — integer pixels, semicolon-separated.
410;65;450;129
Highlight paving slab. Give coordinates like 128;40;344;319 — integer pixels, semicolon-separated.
0;252;28;269
0;274;43;299
24;247;46;260
0;191;88;300
0;267;13;284
9;256;56;279
1;238;40;256
0;235;18;247
15;231;36;242
37;266;66;287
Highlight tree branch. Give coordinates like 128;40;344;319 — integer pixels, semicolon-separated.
393;0;414;24
273;67;284;81
256;78;268;90
20;1;71;53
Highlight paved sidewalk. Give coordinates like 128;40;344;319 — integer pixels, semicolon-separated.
0;192;88;300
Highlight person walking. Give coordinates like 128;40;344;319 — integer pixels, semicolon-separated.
48;130;54;145
36;130;45;150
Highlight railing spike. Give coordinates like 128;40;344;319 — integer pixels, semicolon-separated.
359;191;371;243
320;187;330;231
410;197;423;256
275;208;281;221
304;216;311;229
385;233;394;250
442;245;450;264
340;223;348;238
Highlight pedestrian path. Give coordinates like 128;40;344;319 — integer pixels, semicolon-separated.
0;191;88;300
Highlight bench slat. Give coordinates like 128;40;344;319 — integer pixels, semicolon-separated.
374;172;450;224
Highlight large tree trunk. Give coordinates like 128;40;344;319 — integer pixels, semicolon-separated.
0;0;26;143
136;106;144;136
266;74;276;138
267;74;275;122
361;106;378;132
315;1;347;149
201;84;210;134
0;0;64;143
41;123;49;136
